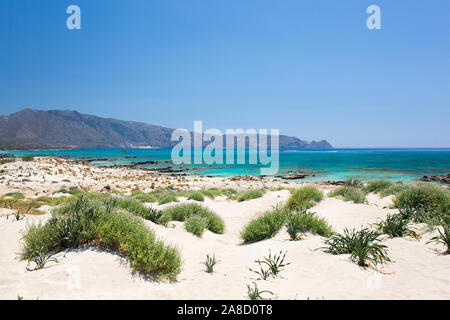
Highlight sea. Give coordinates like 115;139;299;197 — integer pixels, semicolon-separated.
1;148;449;183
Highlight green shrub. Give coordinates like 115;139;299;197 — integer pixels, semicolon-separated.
241;208;287;243
286;210;333;240
426;224;450;254
373;214;419;238
364;179;394;193
21;155;34;162
222;188;238;199
344;178;363;188
328;186;366;204
393;183;450;225
162;203;225;234
4;192;25;200
236;189;265;202
320;228;390;267
187;192;205;202
21;197;181;280
284;185;324;210
185;215;207;236
202;188;223;199
158;193;179;205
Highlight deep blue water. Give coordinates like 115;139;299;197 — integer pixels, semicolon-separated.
1;148;449;182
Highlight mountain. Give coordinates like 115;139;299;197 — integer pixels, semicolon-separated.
0;109;332;150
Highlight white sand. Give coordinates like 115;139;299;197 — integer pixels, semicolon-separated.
0;158;449;300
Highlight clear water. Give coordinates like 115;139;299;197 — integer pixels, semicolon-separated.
1;148;449;182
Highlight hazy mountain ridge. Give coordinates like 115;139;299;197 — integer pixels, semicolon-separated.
0;109;332;150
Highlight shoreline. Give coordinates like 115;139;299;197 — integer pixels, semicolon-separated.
0;156;449;300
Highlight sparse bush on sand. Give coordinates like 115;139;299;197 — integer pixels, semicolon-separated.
393;182;450;226
373;213;419;239
328;186;366;204
284;185;323;211
185;215;207;236
187;192;205;202
21;197;181;280
426;224;450;254
162;203;225;234
21;155;34;162
236;189;266;202
286;209;333;240
319;228;390;267
241;207;287;243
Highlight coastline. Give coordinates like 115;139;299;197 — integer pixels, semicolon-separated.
0;156;449;299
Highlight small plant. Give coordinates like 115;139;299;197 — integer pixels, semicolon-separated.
262;250;290;277
249;259;272;280
320;228;390;267
14;210;25;221
374;214;419;239
203;254;217;273
246;282;273;300
426;225;450;254
28;247;58;270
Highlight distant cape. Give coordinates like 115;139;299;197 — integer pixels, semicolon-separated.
0;108;333;150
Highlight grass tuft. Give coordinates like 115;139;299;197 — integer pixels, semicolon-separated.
241;207;287;243
162;203;225;234
284;185;323;211
21;197;181;280
328;186;366;204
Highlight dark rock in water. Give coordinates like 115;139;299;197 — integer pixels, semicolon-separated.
325;180;346;186
277;170;311;180
279;173;306;180
421;174;450;185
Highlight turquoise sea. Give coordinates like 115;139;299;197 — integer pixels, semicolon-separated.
1;149;449;183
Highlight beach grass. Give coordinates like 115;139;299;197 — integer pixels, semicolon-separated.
187;191;205;202
320;228;390;267
286;209;333;240
185;215;207;236
161;203;225;234
393;182;450;226
328;186;366;204
240;207;287;243
21;197;181;280
373;213;419;239
284;185;324;210
235;189;266;202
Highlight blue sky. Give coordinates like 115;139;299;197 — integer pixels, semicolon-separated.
0;0;449;148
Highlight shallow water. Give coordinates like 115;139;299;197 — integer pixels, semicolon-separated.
1;148;449;182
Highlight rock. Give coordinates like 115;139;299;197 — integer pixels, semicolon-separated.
421;174;450;185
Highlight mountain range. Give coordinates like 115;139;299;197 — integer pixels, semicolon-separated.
0;109;332;150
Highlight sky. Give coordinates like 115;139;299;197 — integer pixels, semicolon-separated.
0;0;449;148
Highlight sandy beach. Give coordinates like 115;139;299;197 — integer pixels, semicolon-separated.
0;157;449;300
